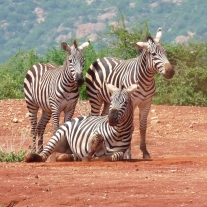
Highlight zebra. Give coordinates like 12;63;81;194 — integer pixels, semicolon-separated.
24;83;138;162
24;39;90;153
85;28;175;159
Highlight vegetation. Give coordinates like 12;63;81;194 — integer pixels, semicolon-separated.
0;150;26;162
0;15;207;107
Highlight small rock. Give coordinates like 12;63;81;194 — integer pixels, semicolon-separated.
102;193;108;198
25;112;30;118
151;120;160;124
13;117;18;123
151;116;158;120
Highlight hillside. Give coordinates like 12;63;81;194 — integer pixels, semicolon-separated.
0;0;207;63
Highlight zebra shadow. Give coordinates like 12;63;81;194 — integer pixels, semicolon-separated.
122;158;152;162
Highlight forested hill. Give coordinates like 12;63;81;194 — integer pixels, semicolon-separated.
0;0;207;63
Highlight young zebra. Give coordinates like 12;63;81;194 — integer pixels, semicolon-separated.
24;83;138;162
86;28;175;159
24;40;89;153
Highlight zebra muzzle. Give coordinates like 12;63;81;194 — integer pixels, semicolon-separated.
164;63;175;79
108;108;118;126
75;73;84;87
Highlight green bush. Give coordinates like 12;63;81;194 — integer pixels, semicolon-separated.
0;49;39;99
0;150;27;162
40;45;66;66
1;15;207;106
104;11;150;60
153;67;207;106
80;42;108;100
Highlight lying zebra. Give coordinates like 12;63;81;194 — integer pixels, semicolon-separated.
24;83;138;162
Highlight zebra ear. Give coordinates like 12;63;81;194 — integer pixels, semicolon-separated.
126;84;139;95
154;28;162;43
78;39;90;51
131;42;148;50
73;39;78;48
106;83;119;94
61;42;71;54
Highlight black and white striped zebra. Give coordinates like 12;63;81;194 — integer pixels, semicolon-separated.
24;83;138;162
24;40;90;153
85;28;175;159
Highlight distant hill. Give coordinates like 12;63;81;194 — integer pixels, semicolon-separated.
0;0;207;63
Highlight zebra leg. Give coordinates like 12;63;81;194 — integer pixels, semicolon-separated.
124;127;134;159
64;108;75;122
95;152;124;162
124;145;132;159
25;127;73;162
41;127;72;161
89;93;104;116
51;109;61;134
36;111;51;153
139;101;151;159
101;101;110;116
28;107;39;153
84;133;104;161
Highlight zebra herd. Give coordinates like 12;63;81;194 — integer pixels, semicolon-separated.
24;28;175;163
25;83;138;162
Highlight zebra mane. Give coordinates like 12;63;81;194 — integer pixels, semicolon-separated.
135;35;155;55
145;35;154;43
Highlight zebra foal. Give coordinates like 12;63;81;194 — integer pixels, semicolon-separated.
24;40;89;153
86;28;175;159
24;83;138;162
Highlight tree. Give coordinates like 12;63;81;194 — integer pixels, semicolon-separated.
103;11;150;59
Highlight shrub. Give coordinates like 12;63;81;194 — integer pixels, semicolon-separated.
0;150;27;162
153;67;207;106
1;15;207;106
0;49;39;99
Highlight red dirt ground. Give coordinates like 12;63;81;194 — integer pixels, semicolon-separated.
0;99;207;207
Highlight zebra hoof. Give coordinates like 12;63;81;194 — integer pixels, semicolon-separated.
56;154;74;162
143;153;151;159
82;156;92;162
24;153;43;162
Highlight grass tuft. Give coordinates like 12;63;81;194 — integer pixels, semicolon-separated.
0;149;27;162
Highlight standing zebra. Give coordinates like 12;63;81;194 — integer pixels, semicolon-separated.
24;83;138;162
24;40;90;153
85;28;175;159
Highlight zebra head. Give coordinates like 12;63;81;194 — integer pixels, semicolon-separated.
61;39;90;87
107;83;138;126
131;28;175;79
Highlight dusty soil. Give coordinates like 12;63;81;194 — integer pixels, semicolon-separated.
0;99;207;207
